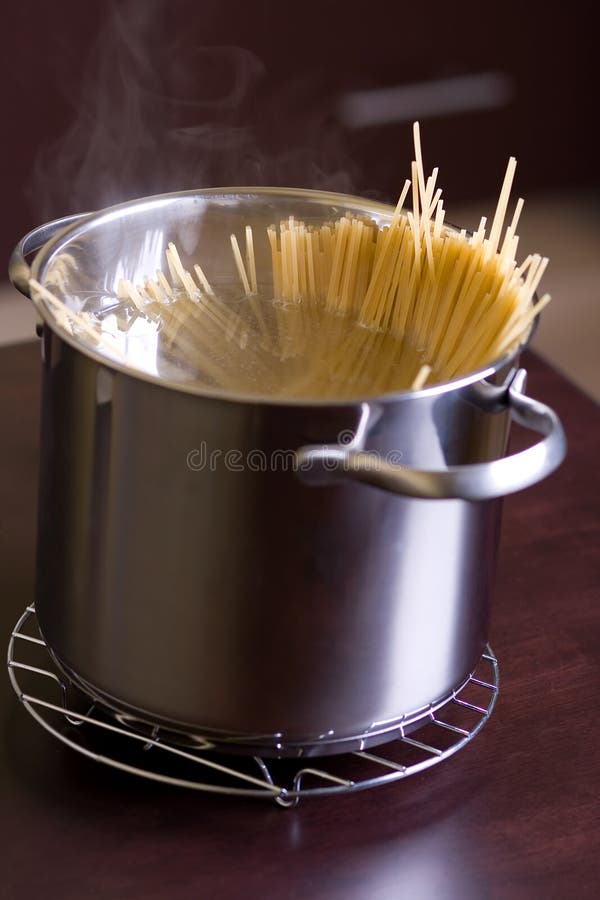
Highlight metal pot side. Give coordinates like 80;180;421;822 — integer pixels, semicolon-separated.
10;188;566;757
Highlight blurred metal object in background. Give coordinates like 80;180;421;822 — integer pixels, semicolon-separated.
338;72;514;128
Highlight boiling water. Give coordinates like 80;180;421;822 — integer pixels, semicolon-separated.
79;284;428;399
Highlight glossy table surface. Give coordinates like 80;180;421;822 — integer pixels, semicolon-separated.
1;342;598;899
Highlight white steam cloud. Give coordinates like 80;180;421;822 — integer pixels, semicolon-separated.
27;0;358;221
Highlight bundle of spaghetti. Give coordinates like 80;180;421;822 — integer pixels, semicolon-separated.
266;122;550;391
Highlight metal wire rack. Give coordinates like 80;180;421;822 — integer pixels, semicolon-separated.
7;605;499;807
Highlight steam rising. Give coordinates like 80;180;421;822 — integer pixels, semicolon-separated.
28;0;357;221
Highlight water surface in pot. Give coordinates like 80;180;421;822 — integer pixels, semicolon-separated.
77;281;427;399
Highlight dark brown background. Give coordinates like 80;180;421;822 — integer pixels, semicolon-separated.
2;0;597;263
1;5;599;896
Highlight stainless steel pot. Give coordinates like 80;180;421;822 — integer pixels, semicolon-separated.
9;188;566;757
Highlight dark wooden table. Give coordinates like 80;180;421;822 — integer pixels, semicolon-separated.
1;342;598;899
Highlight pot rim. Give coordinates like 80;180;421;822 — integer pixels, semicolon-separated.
30;185;534;408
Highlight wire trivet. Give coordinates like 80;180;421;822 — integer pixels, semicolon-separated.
7;605;499;807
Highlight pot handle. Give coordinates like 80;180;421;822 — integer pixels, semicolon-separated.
295;369;567;500
8;212;92;297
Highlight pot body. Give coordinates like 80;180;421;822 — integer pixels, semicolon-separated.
35;326;508;756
